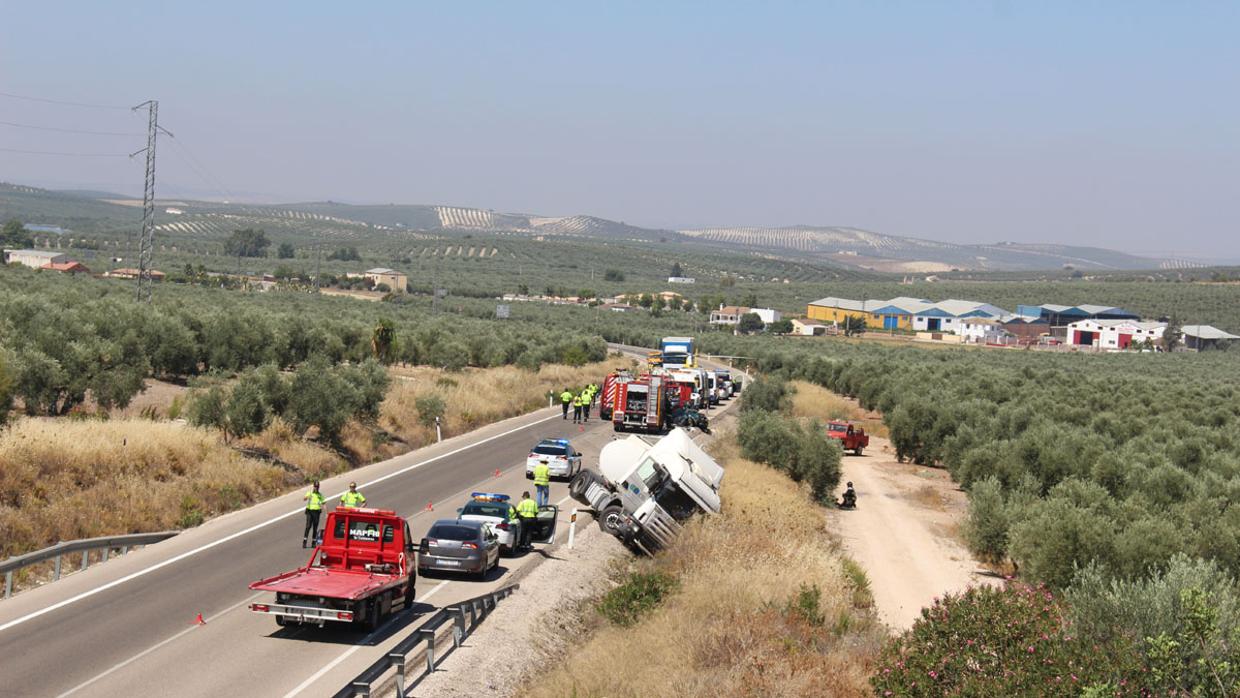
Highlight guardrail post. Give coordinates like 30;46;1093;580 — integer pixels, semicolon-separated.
420;629;437;674
4;571;11;599
122;545;130;555
104;547;111;561
468;600;479;628
452;607;466;648
390;653;406;698
81;549;89;570
350;680;371;697
54;555;62;581
568;508;577;549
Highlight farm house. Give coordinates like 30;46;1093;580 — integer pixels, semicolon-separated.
1065;319;1166;350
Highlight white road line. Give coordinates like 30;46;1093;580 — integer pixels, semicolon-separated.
280;580;450;698
56;591;264;698
0;413;558;634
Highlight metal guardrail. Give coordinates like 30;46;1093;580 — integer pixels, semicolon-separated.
333;584;520;698
0;531;179;599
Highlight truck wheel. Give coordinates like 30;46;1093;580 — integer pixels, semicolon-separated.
854;446;864;457
404;581;416;609
275;615;287;628
568;470;594;501
598;504;624;536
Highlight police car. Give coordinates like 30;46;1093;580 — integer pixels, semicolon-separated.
525;438;582;480
456;492;521;555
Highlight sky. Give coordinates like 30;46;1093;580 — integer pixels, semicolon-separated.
1;1;1237;257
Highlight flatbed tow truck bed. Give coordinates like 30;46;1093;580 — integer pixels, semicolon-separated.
250;565;405;602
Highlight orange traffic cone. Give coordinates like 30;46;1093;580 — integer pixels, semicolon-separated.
192;613;206;626
493;468;501;478
424;501;434;512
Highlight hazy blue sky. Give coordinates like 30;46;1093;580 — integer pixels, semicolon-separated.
2;2;1237;256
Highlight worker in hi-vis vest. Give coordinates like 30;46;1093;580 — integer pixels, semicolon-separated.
341;482;366;507
516;491;540;550
533;460;551;507
302;481;325;548
560;388;573;419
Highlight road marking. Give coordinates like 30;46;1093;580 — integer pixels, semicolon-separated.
56;591;264;698
280;580;450;698
0;412;559;634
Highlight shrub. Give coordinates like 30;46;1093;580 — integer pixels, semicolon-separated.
596;571;678;627
287;356;359;443
964;476;1009;565
739;377;790;413
414;393;446;428
871;582;1131;697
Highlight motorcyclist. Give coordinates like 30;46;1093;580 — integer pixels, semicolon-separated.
839;482;857;509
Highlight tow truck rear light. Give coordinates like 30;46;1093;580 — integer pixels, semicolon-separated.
337;611;353;621
252;603;270;613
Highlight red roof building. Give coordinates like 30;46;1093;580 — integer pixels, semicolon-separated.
42;261;91;274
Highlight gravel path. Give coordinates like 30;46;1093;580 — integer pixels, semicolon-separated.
411;522;626;698
831;432;999;629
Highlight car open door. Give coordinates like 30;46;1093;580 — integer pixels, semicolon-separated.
530;505;559;544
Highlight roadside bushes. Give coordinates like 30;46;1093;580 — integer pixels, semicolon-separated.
596;571;679;627
875;561;1240;697
871;582;1136;697
738;409;842;503
188;358;390;445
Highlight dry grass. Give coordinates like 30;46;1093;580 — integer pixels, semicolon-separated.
0;417;296;562
526;431;887;698
788;380;889;438
367;359;631;462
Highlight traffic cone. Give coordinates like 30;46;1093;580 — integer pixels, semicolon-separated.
424;501;434;512
493;469;501;478
192;613;206;626
578;425;585;432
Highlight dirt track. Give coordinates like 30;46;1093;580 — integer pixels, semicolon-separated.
830;435;998;630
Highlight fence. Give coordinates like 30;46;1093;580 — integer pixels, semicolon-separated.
333;584;519;698
0;531;179;599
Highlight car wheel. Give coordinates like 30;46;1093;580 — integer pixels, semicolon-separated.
855;446;864;457
598;504;624;536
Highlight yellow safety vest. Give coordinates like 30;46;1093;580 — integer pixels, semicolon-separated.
533;463;551;486
305;491;325;511
560;391;573;403
341;491;366;507
516;498;539;518
573;394;585;407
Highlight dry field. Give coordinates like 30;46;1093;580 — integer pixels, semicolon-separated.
525;432;886;698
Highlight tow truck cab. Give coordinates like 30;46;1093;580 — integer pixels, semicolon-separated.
248;507;416;630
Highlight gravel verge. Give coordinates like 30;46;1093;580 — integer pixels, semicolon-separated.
410;522;627;698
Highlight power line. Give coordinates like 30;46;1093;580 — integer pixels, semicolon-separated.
0;90;130;110
0;146;132;157
0;119;143;137
164;134;236;201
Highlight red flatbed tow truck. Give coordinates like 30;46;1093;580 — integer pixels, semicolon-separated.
249;507;416;630
827;420;869;456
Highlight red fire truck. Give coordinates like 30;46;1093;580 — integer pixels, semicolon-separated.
613;374;673;433
249;507;416;630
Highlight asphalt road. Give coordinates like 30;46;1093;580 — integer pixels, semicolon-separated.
0;355;743;698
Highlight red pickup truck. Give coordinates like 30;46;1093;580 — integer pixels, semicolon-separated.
249;507;416;630
827;420;869;456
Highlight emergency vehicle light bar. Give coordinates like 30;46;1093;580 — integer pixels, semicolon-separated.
470;492;511;502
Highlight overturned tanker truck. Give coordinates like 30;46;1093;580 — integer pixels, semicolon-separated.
568;428;724;555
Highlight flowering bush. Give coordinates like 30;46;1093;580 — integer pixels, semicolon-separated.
870;582;1139;697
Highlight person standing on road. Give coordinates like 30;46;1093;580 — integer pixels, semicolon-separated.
341;482;366;508
302;481;325;548
572;392;584;423
533;459;551;507
582;388;592;422
560;387;573;419
516;491;539;550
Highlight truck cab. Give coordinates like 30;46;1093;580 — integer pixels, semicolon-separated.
660;336;695;370
249;507;416;630
570;428;724;555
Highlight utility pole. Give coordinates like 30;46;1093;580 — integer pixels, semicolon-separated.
130;100;170;302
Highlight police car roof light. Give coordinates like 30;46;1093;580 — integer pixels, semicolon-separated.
470;492;511;502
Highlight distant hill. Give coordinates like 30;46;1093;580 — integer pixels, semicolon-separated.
676;225;1165;272
0;182;1178;272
